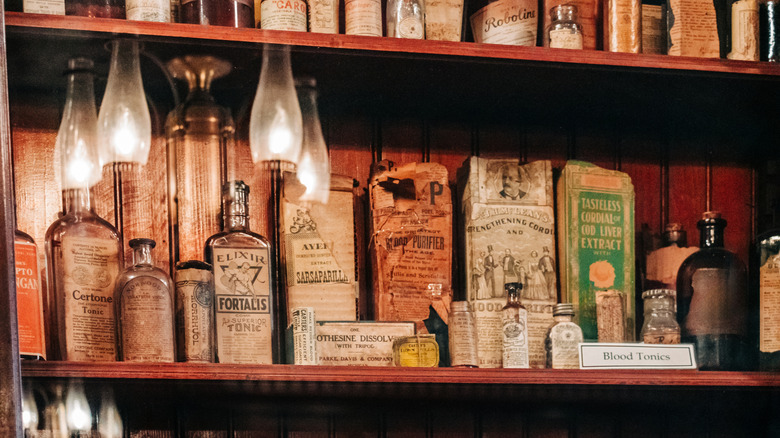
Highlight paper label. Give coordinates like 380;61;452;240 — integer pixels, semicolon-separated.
309;0;339;33
175;267;214;362
120;277;175;362
126;0;171;22
448;310;479;366
579;343;697;369
642;4;666;54
213;247;273;364
550;29;583;49
345;0;383;36
315;321;415;366
606;0;641;52
470;0;538;45
548;322;582;368
424;0;465;41
759;259;780;352
261;0;308;30
283;187;357;323
727;0;759;60
23;0;65;14
15;240;46;359
686;268;746;336
668;0;720;57
62;235;119;361
502;306;529;368
292;307;317;365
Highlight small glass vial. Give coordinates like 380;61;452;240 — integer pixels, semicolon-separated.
501;282;529;369
386;0;425;39
116;238;175;363
641;289;680;344
545;4;583;49
448;301;479;368
545;303;583;369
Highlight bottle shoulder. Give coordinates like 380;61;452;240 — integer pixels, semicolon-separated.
678;247;746;273
116;266;173;294
205;230;271;248
45;212;120;242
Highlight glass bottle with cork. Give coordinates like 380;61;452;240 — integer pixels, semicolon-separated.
501;282;529;368
116;238;175;362
676;211;750;370
205;180;277;364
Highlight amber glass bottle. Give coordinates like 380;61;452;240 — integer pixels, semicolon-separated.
676;211;750;370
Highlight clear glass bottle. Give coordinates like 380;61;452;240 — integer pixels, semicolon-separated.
544;303;583;369
677;211;750;370
205;180;277;364
545;4;583;49
448;301;479;368
116;238;175;362
260;0;307;30
640;289;680;344
166;55;234;263
15;230;47;360
45;58;122;362
386;0;425;39
180;0;254;26
501;282;529;368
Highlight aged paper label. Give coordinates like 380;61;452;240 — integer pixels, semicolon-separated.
261;0;308;30
557;161;635;342
646;245;698;288
606;0;641;52
316;321;414;366
548;322;582;368
23;0;65;14
728;0;759;60
213;247;273;364
345;0;383;35
760;259;780;352
460;158;556;368
448;309;479;367
15;240;46;359
668;0;720;57
175;265;214;362
424;0;465;41
686;268;747;336
550;29;584;49
126;0;171;21
283;176;358;323
502;307;529;368
470;0;538;45
596;289;626;342
370;161;453;333
309;0;339;33
62;236;119;361
642;4;666;54
291;307;317;364
120;277;175;362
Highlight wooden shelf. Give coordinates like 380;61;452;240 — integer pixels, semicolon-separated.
21;361;780;388
6;11;780;77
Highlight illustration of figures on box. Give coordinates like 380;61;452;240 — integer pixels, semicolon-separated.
473;246;556;300
290;208;317;234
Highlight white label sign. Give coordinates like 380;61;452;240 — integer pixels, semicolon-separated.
579;343;697;369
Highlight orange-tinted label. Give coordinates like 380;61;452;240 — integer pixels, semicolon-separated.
15;240;46;359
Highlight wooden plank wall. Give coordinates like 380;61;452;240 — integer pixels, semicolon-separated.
9;75;756;437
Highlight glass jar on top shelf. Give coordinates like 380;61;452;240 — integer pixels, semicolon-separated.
544;4;583;49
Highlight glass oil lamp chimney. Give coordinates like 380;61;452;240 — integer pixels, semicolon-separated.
295;77;330;205
165;55;234;262
97;39;152;167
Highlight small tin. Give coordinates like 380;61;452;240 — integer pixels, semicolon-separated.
392;334;440;367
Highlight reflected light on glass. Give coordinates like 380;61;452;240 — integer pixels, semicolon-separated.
249;44;303;165
295;77;330;205
65;383;92;432
22;385;39;433
98;388;123;438
97;38;152;166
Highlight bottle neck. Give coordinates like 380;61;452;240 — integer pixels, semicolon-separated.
506;291;522;306
132;244;154;267
553;314;573;323
699;224;724;248
61;187;95;215
223;197;250;232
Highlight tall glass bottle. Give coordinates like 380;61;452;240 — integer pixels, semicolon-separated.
45;58;122;362
501;282;529;368
205;181;276;364
676;211;750;370
116;238;175;362
15;230;47;360
166;55;234;263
